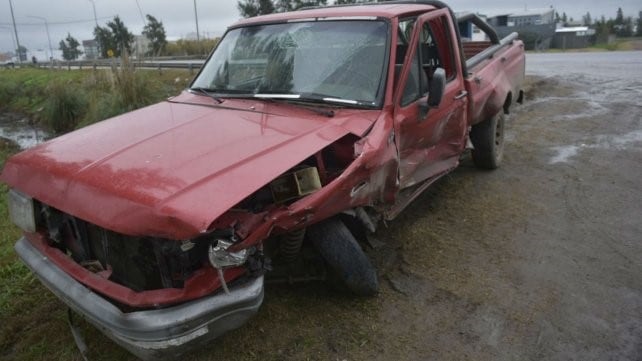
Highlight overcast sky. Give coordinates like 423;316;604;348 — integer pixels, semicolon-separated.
1;0;640;55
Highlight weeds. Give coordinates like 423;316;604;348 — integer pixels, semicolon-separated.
43;81;87;134
0;63;191;135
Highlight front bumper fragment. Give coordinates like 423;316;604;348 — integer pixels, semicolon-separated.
15;237;264;360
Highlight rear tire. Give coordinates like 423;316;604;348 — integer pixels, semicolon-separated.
470;111;505;169
307;218;378;296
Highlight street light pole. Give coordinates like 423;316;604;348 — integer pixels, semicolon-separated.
88;0;99;59
26;16;53;62
88;0;98;27
8;0;23;63
193;0;201;54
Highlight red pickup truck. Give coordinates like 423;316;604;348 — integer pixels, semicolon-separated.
2;1;524;359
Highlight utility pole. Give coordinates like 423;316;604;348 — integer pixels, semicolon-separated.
27;16;53;62
88;0;98;27
135;0;146;26
88;0;99;59
193;0;201;54
8;0;22;63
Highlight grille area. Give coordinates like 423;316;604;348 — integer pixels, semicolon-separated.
39;204;208;292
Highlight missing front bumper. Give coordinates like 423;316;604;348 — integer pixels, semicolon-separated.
15;237;264;360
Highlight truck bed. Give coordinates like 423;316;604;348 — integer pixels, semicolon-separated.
464;35;525;127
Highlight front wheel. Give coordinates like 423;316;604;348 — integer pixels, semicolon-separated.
470;111;505;169
306;218;378;296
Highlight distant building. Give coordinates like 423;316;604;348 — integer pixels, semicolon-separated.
486;8;556;50
133;35;150;59
457;12;490;42
553;27;596;49
83;40;99;60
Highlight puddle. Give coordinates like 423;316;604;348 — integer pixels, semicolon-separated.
549;129;642;164
549;145;581;164
0;113;49;149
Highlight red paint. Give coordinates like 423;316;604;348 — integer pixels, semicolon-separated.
24;232;245;308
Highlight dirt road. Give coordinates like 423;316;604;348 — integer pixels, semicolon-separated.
191;51;642;361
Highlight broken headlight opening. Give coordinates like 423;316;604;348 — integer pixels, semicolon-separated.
208;239;250;294
8;189;36;233
208;239;249;268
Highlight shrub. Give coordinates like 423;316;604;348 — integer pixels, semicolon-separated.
43;81;87;134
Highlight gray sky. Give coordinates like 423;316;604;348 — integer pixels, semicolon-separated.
1;0;640;56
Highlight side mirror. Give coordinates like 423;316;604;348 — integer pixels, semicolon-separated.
427;67;446;107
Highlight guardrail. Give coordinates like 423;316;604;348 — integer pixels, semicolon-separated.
72;60;206;71
3;60;206;73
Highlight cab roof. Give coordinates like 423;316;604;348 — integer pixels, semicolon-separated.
230;3;436;28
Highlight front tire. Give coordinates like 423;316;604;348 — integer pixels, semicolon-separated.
470;111;505;169
306;218;378;296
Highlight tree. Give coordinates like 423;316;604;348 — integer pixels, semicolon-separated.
562;12;567;24
637;11;642;36
94;25;114;58
275;0;295;12
142;15;167;57
617;17;633;37
594;16;612;43
237;0;275;18
59;33;83;60
107;16;134;56
582;12;592;26
554;11;560;23
94;16;134;57
615;7;624;24
293;0;327;8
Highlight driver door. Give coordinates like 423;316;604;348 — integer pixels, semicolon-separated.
393;10;469;188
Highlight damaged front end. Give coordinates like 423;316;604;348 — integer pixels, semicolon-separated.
8;116;397;359
11;188;267;360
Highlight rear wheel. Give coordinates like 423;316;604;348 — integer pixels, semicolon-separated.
470;111;505;169
306;218;378;296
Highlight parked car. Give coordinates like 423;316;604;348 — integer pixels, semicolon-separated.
2;1;524;359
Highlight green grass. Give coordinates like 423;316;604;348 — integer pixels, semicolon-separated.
0;66;194;135
589;38;642;51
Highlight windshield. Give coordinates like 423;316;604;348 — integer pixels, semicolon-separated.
191;20;389;107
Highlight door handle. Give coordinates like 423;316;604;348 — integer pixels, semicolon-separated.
454;91;468;100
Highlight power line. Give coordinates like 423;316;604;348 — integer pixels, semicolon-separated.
0;15;117;27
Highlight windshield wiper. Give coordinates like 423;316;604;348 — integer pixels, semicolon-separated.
253;94;335;117
298;93;375;108
189;87;224;104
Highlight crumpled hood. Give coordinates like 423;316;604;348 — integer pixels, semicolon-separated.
1;94;378;239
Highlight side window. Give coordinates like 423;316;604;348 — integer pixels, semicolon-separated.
399;14;458;106
401;46;421;106
423;16;456;81
395;18;415;90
